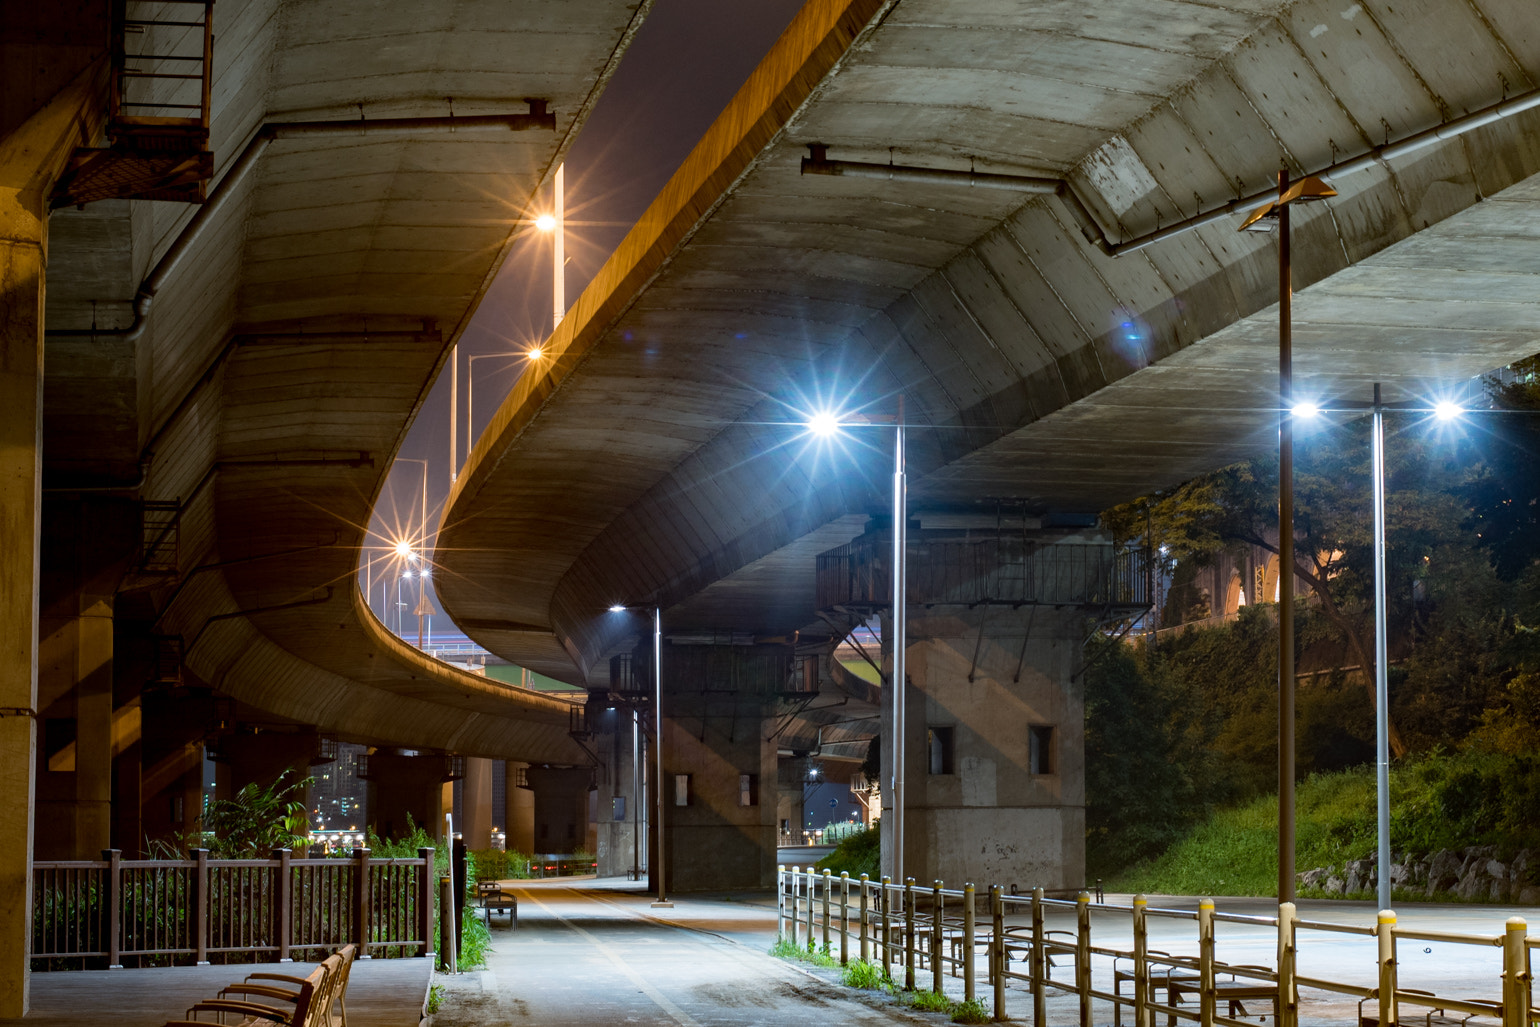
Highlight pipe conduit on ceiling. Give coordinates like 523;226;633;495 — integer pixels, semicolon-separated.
45;100;557;342
801;85;1540;257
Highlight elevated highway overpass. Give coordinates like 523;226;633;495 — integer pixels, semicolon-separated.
2;0;651;1011
436;0;1540;890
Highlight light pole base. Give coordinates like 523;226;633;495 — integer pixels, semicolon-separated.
650;899;674;908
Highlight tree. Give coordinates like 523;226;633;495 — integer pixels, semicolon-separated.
1104;414;1471;759
1461;361;1540;580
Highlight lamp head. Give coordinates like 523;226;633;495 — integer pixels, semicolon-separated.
1291;401;1321;419
527;346;543;360
608;603;627;613
1433;401;1463;422
807;410;843;437
393;540;414;559
534;213;557;232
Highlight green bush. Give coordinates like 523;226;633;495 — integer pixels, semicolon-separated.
470;848;531;881
769;935;838;967
815;825;880;879
904;989;953;1012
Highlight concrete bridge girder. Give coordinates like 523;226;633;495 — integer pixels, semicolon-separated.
437;0;1540;704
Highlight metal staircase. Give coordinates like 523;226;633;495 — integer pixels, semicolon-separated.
52;0;215;208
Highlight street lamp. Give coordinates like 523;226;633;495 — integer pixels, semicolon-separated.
807;398;907;889
465;349;545;465
1295;386;1464;911
609;603;670;907
1238;169;1336;903
533;163;564;332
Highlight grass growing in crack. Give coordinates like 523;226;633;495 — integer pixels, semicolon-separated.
840;959;890;989
950;997;991;1024
769;935;839;967
426;983;445;1015
900;989;955;1013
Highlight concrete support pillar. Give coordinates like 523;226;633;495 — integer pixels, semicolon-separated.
363;752;453;844
219;731;317;799
882;602;1086;891
589;705;645;878
460;757;492;850
34;592;114;859
655;699;778;892
0;58;106;1016
505;761;534;855
523;765;591;856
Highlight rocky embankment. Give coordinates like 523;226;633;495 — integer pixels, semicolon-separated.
1299;846;1540;903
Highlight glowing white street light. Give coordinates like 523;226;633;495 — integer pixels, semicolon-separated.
804;400;908;890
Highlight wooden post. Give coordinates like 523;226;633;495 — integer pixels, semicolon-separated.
1077;891;1093;1027
1376;910;1397;1027
822;868;831;953
192;849;209;965
1276;901;1297;1027
1133;895;1149;1027
963;883;976;1003
102;849;122;969
932;880;944;993
904;877;916;991
1032;887;1047;1027
1198;899;1216;1027
1503;917;1529;1027
859;874;870;963
777;864;786;938
880;876;892;973
991;886;1005;1021
354;847;371;957
839;872;850;965
272;848;292;962
804;868;815;946
417;848;435;958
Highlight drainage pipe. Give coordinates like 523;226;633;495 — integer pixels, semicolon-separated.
801;84;1540;258
46;101;556;341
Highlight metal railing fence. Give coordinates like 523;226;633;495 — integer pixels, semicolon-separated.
776;865;1537;1027
32;847;434;967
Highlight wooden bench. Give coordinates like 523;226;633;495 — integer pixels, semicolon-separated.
1359;987;1502;1027
164;961;327;1026
163;944;355;1027
1167;969;1278;1024
479;881;518;926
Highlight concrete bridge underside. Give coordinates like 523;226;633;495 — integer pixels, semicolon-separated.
439;0;1540;682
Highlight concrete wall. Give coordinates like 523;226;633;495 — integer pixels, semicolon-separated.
883;604;1086;893
656;696;777;892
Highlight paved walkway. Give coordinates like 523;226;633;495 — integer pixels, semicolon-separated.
436;878;1535;1027
1;956;431;1026
432;878;930;1027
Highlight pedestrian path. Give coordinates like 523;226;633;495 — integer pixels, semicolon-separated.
432;878;926;1027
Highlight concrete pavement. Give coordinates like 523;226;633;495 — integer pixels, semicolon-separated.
433;878;1535;1027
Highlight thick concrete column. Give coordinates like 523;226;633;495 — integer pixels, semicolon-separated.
523;765;591;855
504;761;534;855
881;605;1086;892
0;58;106;1016
362;752;453;844
655;698;778;892
591;704;642;878
219;731;317;798
34;592;114;859
460;756;492;849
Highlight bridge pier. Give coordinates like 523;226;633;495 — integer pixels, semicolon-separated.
523;764;592;856
819;523;1145;893
362;751;457;842
884;602;1087;892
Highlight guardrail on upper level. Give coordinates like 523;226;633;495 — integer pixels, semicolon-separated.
776;865;1537;1027
816;539;1149;613
33;847;434;968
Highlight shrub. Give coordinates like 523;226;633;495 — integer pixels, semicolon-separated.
816;825;880;878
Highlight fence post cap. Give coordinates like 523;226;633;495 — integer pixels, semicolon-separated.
1507;916;1528;930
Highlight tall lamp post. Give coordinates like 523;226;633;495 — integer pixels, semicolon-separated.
609;603;671;907
1239;170;1336;903
1296;388;1463;910
806;398;906;889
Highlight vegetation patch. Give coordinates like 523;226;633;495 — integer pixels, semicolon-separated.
815;824;880;879
769;935;839;967
840;958;889;989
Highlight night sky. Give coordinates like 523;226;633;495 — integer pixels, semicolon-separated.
366;0;805;631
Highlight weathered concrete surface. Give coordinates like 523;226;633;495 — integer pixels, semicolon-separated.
29;0;654;759
437;0;1540;690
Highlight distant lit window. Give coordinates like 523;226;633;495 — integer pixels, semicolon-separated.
739;773;759;806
